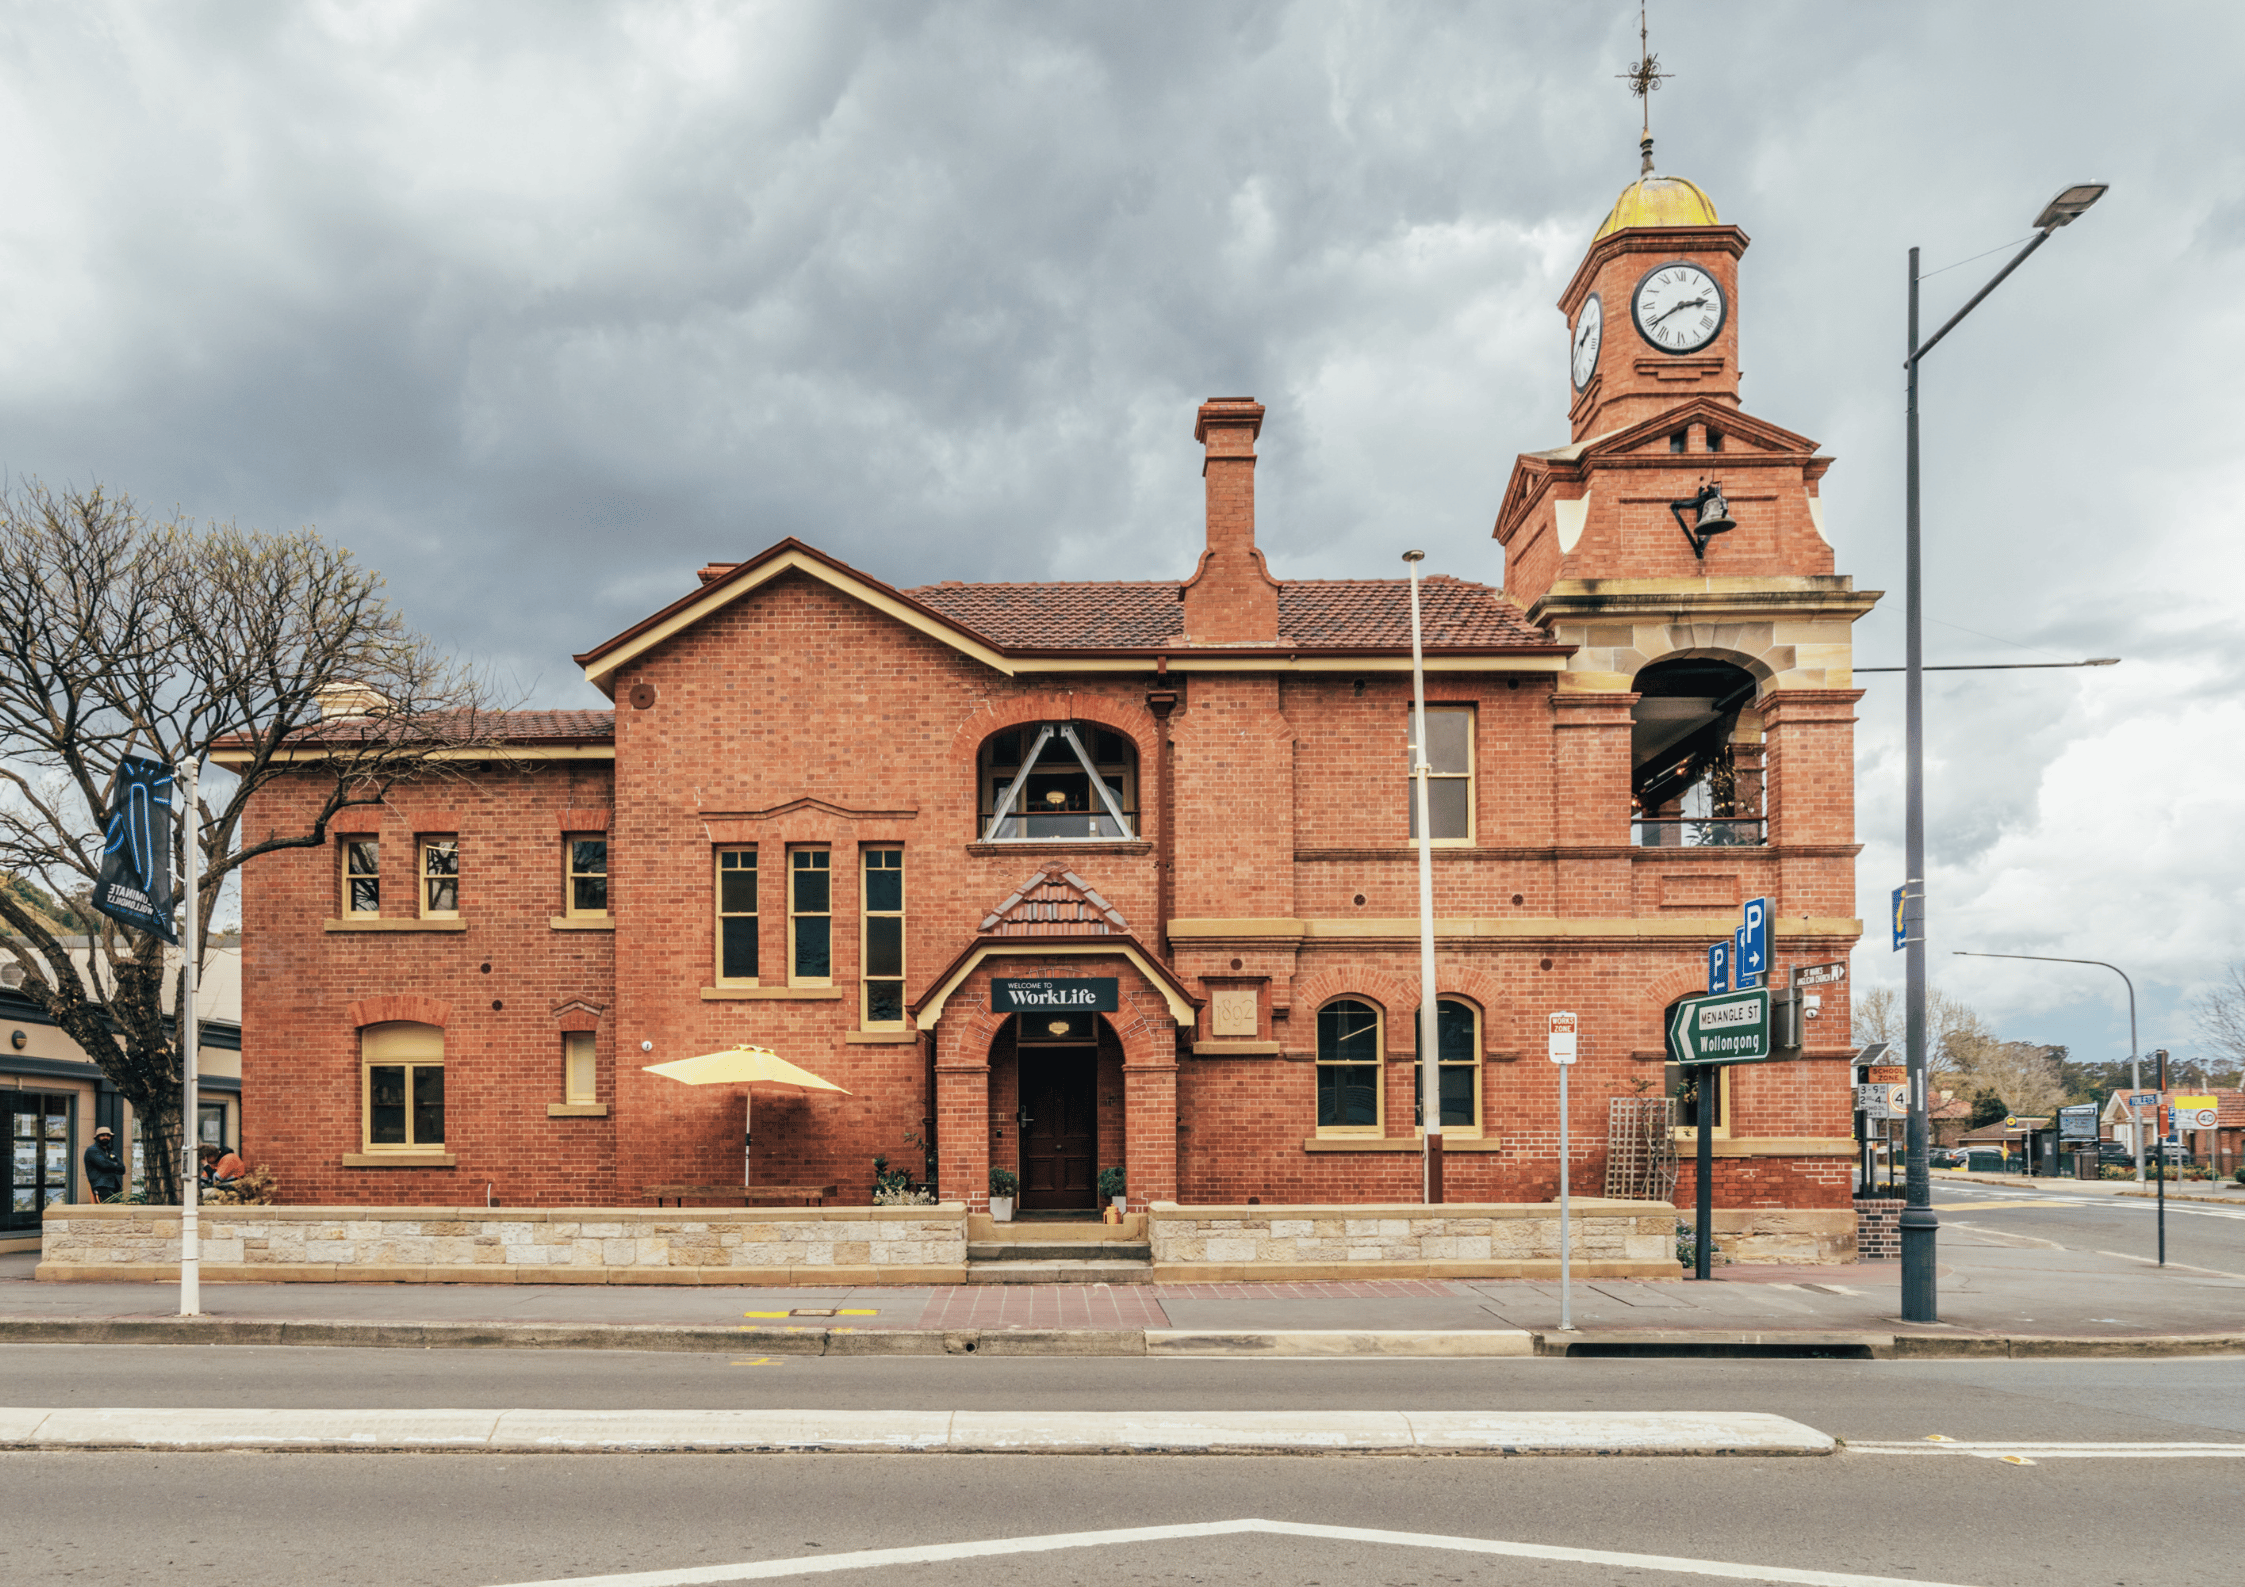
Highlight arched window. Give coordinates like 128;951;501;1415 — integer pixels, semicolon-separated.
1315;998;1382;1134
1412;998;1481;1134
361;1021;445;1154
979;722;1137;841
1630;658;1764;847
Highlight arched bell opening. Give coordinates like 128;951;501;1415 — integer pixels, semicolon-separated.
1630;658;1766;847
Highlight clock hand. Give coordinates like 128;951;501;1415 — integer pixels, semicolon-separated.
1651;295;1708;327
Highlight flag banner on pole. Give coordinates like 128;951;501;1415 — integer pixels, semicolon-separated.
92;756;177;944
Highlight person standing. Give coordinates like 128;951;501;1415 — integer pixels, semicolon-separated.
82;1126;125;1203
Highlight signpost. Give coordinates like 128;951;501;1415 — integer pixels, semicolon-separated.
1738;896;1770;986
1549;1012;1577;1331
1665;987;1799;1278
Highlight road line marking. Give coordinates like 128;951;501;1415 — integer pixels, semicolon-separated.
2093;1250;2245;1281
479;1516;1987;1587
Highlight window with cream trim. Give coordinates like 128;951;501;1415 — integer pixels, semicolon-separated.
343;840;380;916
714;848;758;984
563;1031;597;1106
362;1022;444;1152
789;848;831;985
861;847;904;1026
419;838;459;918
1412;998;1482;1134
1405;705;1474;844
1315;998;1383;1134
565;838;607;918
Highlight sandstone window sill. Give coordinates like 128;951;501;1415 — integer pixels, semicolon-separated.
1191;1040;1281;1056
341;1153;458;1168
965;840;1152;858
844;1030;919;1044
549;916;614;932
701;986;844;1001
547;1103;610;1117
1301;1136;1503;1153
325;918;471;934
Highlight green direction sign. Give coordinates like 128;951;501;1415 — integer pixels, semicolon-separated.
1667;988;1774;1066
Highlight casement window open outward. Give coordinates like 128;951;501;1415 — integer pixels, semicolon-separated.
980;722;1136;841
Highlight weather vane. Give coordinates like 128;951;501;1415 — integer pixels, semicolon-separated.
1617;2;1671;175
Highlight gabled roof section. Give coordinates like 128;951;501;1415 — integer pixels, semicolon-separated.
979;864;1133;937
574;538;1016;696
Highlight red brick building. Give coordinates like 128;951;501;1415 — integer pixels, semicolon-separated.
230;167;1874;1242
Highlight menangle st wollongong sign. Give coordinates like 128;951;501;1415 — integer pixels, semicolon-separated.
1666;987;1784;1066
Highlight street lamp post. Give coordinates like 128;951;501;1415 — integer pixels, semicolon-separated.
1951;951;2140;1182
1900;183;2106;1324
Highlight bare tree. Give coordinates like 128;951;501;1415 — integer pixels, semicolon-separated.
1851;984;1978;1083
0;482;500;1202
1951;1040;2068;1121
2192;963;2245;1078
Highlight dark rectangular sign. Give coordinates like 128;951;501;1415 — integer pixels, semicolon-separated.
993;976;1117;1014
92;755;177;945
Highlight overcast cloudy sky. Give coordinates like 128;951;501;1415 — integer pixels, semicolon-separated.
2;2;2236;1073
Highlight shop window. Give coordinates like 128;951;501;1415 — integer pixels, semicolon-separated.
198;1101;227;1149
563;1031;597;1106
861;847;905;1027
715;848;758;984
790;848;831;984
419;838;459;918
979;722;1137;841
1412;998;1482;1134
1664;1060;1732;1140
362;1021;445;1152
344;840;380;916
565;838;608;918
1315;998;1383;1134
4;1092;72;1230
1405;705;1474;844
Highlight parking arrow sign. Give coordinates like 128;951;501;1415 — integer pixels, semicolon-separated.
1739;896;1770;985
1707;940;1730;994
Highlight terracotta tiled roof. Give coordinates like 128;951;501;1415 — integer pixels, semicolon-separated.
2215;1089;2245;1128
278;708;615;746
903;573;1547;651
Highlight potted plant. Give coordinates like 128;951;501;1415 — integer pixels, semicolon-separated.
989;1167;1018;1222
1098;1165;1126;1215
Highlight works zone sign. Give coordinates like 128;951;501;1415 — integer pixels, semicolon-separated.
1665;988;1807;1067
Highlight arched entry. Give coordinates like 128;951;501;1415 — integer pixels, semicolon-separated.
1009;1010;1103;1210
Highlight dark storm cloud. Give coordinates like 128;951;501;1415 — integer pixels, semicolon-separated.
0;1;2237;1058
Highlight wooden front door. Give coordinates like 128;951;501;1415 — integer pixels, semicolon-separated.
1018;1045;1098;1210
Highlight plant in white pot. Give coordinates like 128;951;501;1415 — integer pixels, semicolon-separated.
989;1167;1018;1222
1098;1164;1126;1215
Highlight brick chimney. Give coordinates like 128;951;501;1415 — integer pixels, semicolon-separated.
1181;397;1280;644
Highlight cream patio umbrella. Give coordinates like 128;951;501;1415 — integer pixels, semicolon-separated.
642;1044;849;1186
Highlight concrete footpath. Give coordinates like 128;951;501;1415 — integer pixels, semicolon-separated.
5;1212;2242;1357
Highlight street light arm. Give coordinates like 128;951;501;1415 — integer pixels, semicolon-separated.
1953;949;2141;1180
1908;229;2053;367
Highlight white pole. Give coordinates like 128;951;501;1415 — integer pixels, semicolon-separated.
1403;551;1440;1203
178;755;200;1318
1559;1059;1572;1331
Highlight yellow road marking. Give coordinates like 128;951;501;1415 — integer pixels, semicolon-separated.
743;1310;791;1318
729;1357;782;1366
837;1309;880;1316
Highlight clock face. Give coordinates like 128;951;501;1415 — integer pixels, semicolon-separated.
1570;293;1603;390
1631;261;1726;354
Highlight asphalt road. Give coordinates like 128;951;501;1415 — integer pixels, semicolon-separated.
2;1353;2241;1585
1928;1177;2245;1275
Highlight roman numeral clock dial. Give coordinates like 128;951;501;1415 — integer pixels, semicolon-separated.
1570;293;1602;390
1631;261;1725;354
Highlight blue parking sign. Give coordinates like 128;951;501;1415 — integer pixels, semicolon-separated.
1707;940;1730;994
1740;896;1770;983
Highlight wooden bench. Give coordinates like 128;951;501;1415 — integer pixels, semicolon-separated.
641;1184;840;1207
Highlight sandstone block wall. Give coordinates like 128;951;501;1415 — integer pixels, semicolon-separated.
1148;1199;1680;1279
40;1203;967;1284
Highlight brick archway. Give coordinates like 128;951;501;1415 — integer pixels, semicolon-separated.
347;994;451;1029
931;950;1179;1213
946;692;1160;770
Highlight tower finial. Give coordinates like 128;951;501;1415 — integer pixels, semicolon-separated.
1617;1;1671;176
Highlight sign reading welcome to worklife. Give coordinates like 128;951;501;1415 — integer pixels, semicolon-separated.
992;977;1119;1014
1666;988;1779;1066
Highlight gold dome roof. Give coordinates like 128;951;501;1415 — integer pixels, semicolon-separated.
1593;173;1719;240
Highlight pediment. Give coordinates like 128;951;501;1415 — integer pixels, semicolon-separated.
1585;399;1818;460
978;863;1132;936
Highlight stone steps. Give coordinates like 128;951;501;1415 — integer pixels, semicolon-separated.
968;1241;1150;1263
964;1257;1154;1285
